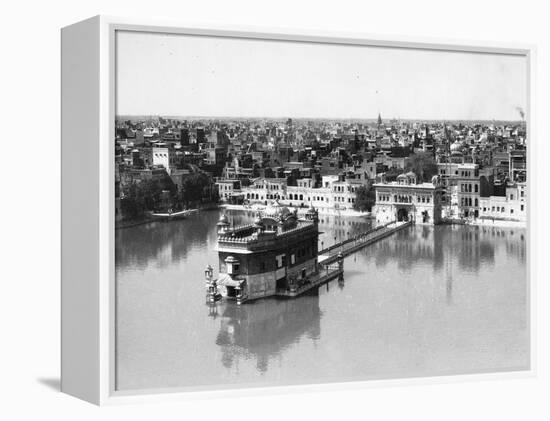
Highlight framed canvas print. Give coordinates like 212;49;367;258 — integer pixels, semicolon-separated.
61;16;535;405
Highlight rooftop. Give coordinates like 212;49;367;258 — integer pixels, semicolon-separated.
373;182;439;190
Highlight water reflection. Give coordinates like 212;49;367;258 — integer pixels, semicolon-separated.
365;224;525;274
115;211;220;271
115;209;528;391
213;292;322;373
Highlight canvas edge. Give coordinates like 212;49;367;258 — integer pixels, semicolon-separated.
61;15;102;405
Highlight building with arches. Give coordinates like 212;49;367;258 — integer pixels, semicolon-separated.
239;175;363;210
373;172;443;225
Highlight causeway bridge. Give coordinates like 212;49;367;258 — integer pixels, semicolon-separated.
318;220;413;265
274;220;412;299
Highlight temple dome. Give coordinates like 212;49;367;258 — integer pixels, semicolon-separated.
450;140;463;153
263;199;291;220
253;213;263;227
305;204;319;222
217;213;229;226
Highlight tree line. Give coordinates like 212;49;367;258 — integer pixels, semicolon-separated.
120;172;218;220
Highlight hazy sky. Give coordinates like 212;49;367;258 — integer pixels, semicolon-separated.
116;31;527;121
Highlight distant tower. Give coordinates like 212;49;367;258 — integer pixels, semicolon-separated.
377;112;383;127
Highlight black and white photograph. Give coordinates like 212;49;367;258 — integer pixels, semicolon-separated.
5;0;550;419
113;29;529;393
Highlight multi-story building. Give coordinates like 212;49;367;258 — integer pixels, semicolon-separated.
455;163;481;218
240;175;365;210
437;162;460;210
243;178;287;204
479;181;526;223
216;179;242;202
152;143;177;175
373;172;443;225
438;162;495;219
202;145;226;167
215;203;320;303
329;177;363;210
373;154;409;170
509;150;527;182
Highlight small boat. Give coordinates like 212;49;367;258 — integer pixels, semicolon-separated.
149;209;198;221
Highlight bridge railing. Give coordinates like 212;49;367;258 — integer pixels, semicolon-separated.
319;220;397;255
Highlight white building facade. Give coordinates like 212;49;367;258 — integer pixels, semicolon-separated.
373;172;443;225
478;182;526;223
240;176;366;210
152;144;175;174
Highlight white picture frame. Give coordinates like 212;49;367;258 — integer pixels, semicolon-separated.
61;15;536;405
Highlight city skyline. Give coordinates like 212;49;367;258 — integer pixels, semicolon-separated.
116;31;527;121
116;115;525;124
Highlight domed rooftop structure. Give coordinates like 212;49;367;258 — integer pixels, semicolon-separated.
253;212;263;227
305;204;319;222
397;171;417;185
217;213;229;226
216;213;230;234
450;140;463;153
263;199;291;220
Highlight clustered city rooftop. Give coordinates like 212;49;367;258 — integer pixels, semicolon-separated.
115;114;526;226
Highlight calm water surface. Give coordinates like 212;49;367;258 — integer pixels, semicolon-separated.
115;210;528;391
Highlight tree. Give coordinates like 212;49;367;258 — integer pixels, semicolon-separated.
119;173;179;219
181;172;212;205
138;175;177;210
406;152;438;182
210;186;220;204
354;184;375;212
120;182;145;220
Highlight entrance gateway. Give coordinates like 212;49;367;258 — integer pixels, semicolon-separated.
397;207;409;222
